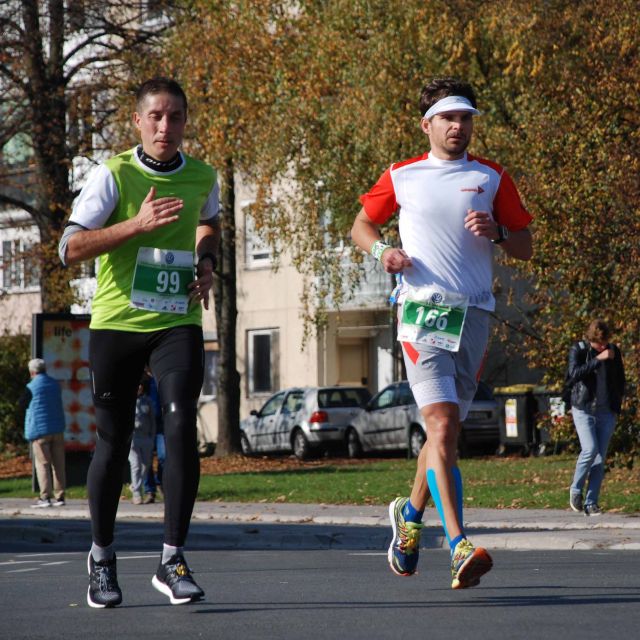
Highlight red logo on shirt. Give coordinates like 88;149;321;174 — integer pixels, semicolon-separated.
460;185;485;193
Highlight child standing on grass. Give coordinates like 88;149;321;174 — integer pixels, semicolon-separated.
129;378;156;505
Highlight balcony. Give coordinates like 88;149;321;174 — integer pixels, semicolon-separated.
330;252;392;311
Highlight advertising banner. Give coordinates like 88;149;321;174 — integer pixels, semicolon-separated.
32;313;95;451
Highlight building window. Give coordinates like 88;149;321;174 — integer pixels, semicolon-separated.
68;89;94;155
79;259;96;279
1;239;40;292
243;205;272;269
201;342;219;398
247;329;279;395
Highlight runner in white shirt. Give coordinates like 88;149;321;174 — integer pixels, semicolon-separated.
351;77;533;589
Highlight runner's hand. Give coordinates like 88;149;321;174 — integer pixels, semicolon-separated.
134;186;183;232
464;209;499;240
381;248;412;274
189;260;214;310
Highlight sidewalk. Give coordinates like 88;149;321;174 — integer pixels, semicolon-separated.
1;498;639;550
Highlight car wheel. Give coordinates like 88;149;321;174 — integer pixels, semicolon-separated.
409;426;426;458
346;428;363;458
240;433;252;456
292;429;311;460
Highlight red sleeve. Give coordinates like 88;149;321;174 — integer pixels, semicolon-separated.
359;167;398;224
493;170;533;231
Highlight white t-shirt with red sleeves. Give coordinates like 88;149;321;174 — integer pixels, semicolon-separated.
359;151;532;312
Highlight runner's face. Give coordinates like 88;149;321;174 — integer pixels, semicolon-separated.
133;92;186;162
421;110;473;160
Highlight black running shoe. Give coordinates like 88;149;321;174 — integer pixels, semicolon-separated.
87;552;122;608
152;554;204;605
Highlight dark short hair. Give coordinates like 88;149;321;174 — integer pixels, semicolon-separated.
585;319;611;343
419;77;477;116
136;77;188;113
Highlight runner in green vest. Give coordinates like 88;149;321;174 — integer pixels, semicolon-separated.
59;77;219;608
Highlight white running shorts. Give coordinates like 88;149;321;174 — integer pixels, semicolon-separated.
400;306;489;419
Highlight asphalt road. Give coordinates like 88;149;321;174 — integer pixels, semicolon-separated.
1;520;639;640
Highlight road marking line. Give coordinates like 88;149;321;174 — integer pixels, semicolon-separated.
16;552;79;558
6;568;40;573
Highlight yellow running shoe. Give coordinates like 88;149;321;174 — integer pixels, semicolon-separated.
450;538;492;589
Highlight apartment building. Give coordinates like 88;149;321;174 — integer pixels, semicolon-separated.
0;173;396;448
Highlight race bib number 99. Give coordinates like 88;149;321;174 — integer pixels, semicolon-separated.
130;248;194;314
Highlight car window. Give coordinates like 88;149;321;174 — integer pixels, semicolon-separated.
318;390;345;408
318;388;370;408
371;387;395;410
283;391;304;413
397;384;415;406
342;388;369;408
260;392;286;417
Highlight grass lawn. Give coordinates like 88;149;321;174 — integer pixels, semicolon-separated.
1;454;638;512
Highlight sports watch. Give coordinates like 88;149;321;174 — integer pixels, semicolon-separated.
491;225;509;244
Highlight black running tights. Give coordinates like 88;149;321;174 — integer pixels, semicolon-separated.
87;325;204;548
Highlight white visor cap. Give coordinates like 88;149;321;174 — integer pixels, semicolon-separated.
424;95;480;120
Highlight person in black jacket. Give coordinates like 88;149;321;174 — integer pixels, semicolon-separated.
567;319;625;515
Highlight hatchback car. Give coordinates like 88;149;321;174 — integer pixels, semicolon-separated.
240;386;371;460
345;380;499;458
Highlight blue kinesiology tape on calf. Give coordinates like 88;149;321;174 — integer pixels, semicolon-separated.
452;466;464;529
427;467;466;544
426;468;450;543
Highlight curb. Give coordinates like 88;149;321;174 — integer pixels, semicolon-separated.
1;499;639;551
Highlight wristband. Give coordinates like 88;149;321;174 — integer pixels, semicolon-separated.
371;240;391;262
197;252;217;270
491;225;509;245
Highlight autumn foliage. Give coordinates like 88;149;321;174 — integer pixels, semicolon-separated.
3;1;637;458
170;0;638;456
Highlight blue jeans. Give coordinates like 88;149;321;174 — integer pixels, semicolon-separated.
143;433;166;495
570;408;616;506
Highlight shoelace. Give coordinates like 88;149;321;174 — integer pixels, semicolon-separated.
452;539;474;567
398;520;424;555
94;564;118;592
167;558;193;581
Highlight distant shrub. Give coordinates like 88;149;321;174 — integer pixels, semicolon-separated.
0;333;30;454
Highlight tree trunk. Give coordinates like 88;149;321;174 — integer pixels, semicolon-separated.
213;157;241;456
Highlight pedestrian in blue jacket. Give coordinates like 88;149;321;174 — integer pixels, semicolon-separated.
20;358;66;508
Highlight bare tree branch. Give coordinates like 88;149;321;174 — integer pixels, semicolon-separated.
0;192;37;217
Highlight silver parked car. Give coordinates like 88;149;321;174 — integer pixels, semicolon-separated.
240;386;371;460
345;380;499;458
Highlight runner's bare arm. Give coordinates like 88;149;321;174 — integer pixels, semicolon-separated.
463;209;533;261
65;186;183;265
498;227;533;261
351;207;412;274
